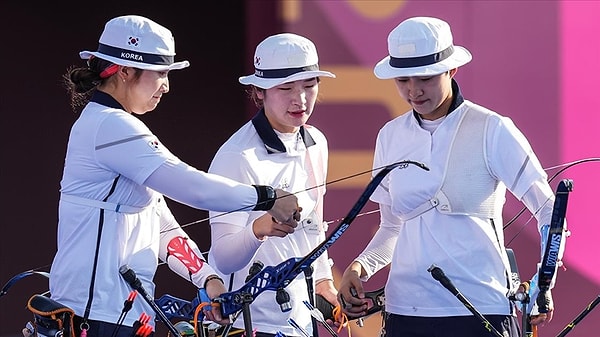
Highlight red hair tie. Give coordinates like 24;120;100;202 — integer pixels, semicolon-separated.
99;64;119;78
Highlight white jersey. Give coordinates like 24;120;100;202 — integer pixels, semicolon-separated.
356;89;554;318
208;110;333;336
50;91;248;327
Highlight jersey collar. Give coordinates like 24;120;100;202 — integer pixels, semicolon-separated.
90;90;126;110
413;78;465;123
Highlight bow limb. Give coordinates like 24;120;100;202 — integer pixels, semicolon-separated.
289;160;428;275
0;270;50;298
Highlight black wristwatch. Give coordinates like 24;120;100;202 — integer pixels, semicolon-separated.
252;185;277;211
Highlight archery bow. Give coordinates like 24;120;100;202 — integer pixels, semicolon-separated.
213;160;428;316
521;179;573;337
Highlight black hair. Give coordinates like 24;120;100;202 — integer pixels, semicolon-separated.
62;57;119;113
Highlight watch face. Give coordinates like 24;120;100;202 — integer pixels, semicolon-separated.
267;185;276;199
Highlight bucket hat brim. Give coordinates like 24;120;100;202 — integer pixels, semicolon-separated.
79;50;190;71
374;45;472;79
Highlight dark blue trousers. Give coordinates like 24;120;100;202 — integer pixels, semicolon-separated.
383;313;520;337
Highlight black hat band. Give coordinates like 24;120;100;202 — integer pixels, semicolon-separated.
255;64;319;79
97;43;174;65
389;45;454;69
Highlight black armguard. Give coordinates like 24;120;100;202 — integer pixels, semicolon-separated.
252;185;277;211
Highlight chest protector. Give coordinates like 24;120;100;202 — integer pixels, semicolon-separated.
400;107;506;221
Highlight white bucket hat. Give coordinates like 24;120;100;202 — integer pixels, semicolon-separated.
239;33;335;89
79;15;189;71
374;17;472;79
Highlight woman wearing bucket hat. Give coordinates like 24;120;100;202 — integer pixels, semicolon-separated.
336;17;566;336
51;15;301;337
207;33;341;336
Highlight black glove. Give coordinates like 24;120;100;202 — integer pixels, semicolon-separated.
315;294;335;321
536;289;553;313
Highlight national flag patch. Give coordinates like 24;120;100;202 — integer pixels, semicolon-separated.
147;139;160;151
128;36;140;46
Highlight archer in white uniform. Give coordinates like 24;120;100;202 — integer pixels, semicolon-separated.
50;15;299;337
337;17;567;337
208;33;340;337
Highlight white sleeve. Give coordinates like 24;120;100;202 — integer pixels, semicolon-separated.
520;179;555;238
145;158;258;212
486;115;569;287
354;204;399;281
209;217;264;275
487;115;549;200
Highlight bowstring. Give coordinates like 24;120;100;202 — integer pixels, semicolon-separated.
504;157;600;246
173;165;387;232
11;158;599;277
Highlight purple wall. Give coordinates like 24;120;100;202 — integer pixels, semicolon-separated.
278;1;599;336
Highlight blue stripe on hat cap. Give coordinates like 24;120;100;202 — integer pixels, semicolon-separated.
97;43;174;66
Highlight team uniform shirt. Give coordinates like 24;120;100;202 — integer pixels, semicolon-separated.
208;109;333;336
355;82;555;318
50;91;258;327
